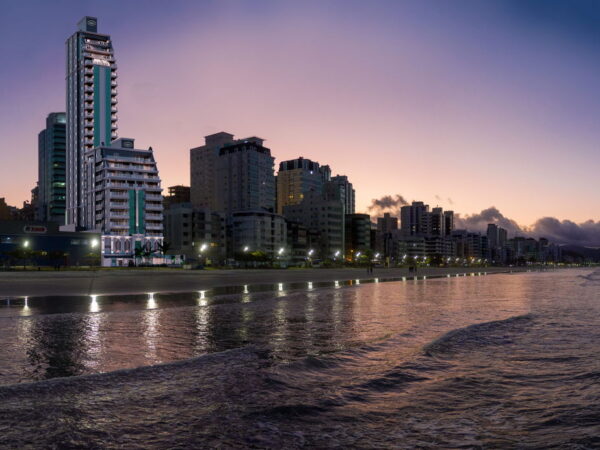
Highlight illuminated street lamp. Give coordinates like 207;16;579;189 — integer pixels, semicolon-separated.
22;240;29;248
243;246;249;252
90;238;99;248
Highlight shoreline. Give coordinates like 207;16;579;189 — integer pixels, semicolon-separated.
0;266;537;297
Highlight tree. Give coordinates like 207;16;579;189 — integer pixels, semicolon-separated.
157;241;171;255
134;247;144;267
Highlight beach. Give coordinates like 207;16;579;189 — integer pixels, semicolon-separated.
0;266;522;297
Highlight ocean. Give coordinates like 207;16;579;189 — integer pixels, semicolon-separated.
0;269;598;448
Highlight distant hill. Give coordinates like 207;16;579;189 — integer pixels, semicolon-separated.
561;245;600;262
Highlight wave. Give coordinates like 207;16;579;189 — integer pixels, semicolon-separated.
423;314;534;357
0;345;262;394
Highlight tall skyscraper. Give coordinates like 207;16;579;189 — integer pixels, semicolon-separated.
276;157;331;214
66;17;118;227
37;112;66;223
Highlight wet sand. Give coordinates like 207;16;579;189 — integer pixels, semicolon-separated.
0;266;522;297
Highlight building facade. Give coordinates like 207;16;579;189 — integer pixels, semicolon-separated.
190;132;235;210
38;112;67;223
81;138;163;266
327;175;355;214
66;17;118;227
163;203;225;263
282;190;345;260
217;140;276;215
276;157;331;214
229;210;287;260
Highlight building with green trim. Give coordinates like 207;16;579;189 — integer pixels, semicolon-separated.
66;16;118;228
82;138;163;267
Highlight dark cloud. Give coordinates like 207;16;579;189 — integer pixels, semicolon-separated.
530;217;600;247
455;207;600;247
447;197;454;205
454;207;524;236
367;194;408;216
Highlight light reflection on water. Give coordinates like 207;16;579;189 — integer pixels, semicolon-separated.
0;270;540;385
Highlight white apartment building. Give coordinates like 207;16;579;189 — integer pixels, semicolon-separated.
82;138;163;266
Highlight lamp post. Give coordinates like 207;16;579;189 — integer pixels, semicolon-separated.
90;238;99;269
199;243;208;267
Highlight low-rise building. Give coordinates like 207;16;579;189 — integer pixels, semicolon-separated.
0;221;101;267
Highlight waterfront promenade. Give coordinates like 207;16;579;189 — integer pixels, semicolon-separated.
0;266;519;297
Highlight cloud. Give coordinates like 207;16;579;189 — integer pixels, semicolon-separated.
447;197;454;205
530;217;600;247
367;194;408;216
454;207;524;236
455;207;600;246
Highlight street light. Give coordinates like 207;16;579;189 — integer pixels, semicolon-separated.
243;246;249;252
200;243;208;252
90;238;99;248
308;249;314;257
278;247;284;255
22;240;29;248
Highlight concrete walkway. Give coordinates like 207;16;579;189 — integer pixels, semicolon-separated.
0;267;521;297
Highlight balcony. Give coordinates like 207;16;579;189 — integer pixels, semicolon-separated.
108;223;129;229
84;94;93;101
145;214;163;220
145;194;163;201
84;86;94;93
111;79;117;85
146;204;162;211
108;191;129;199
108;213;129;220
146;224;163;231
111;115;118;122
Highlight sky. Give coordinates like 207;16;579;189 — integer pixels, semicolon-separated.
1;0;599;240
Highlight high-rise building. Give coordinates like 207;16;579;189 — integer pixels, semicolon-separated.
217;140;276;215
81;138;163;266
282;190;345;260
443;210;454;236
66;17;118;227
37;112;66;223
190;132;235;210
345;213;372;259
276;157;331;214
400;201;429;236
230;211;287;259
163;203;225;263
163;185;191;208
327;175;355;214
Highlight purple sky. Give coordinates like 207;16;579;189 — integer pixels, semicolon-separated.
1;0;599;231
